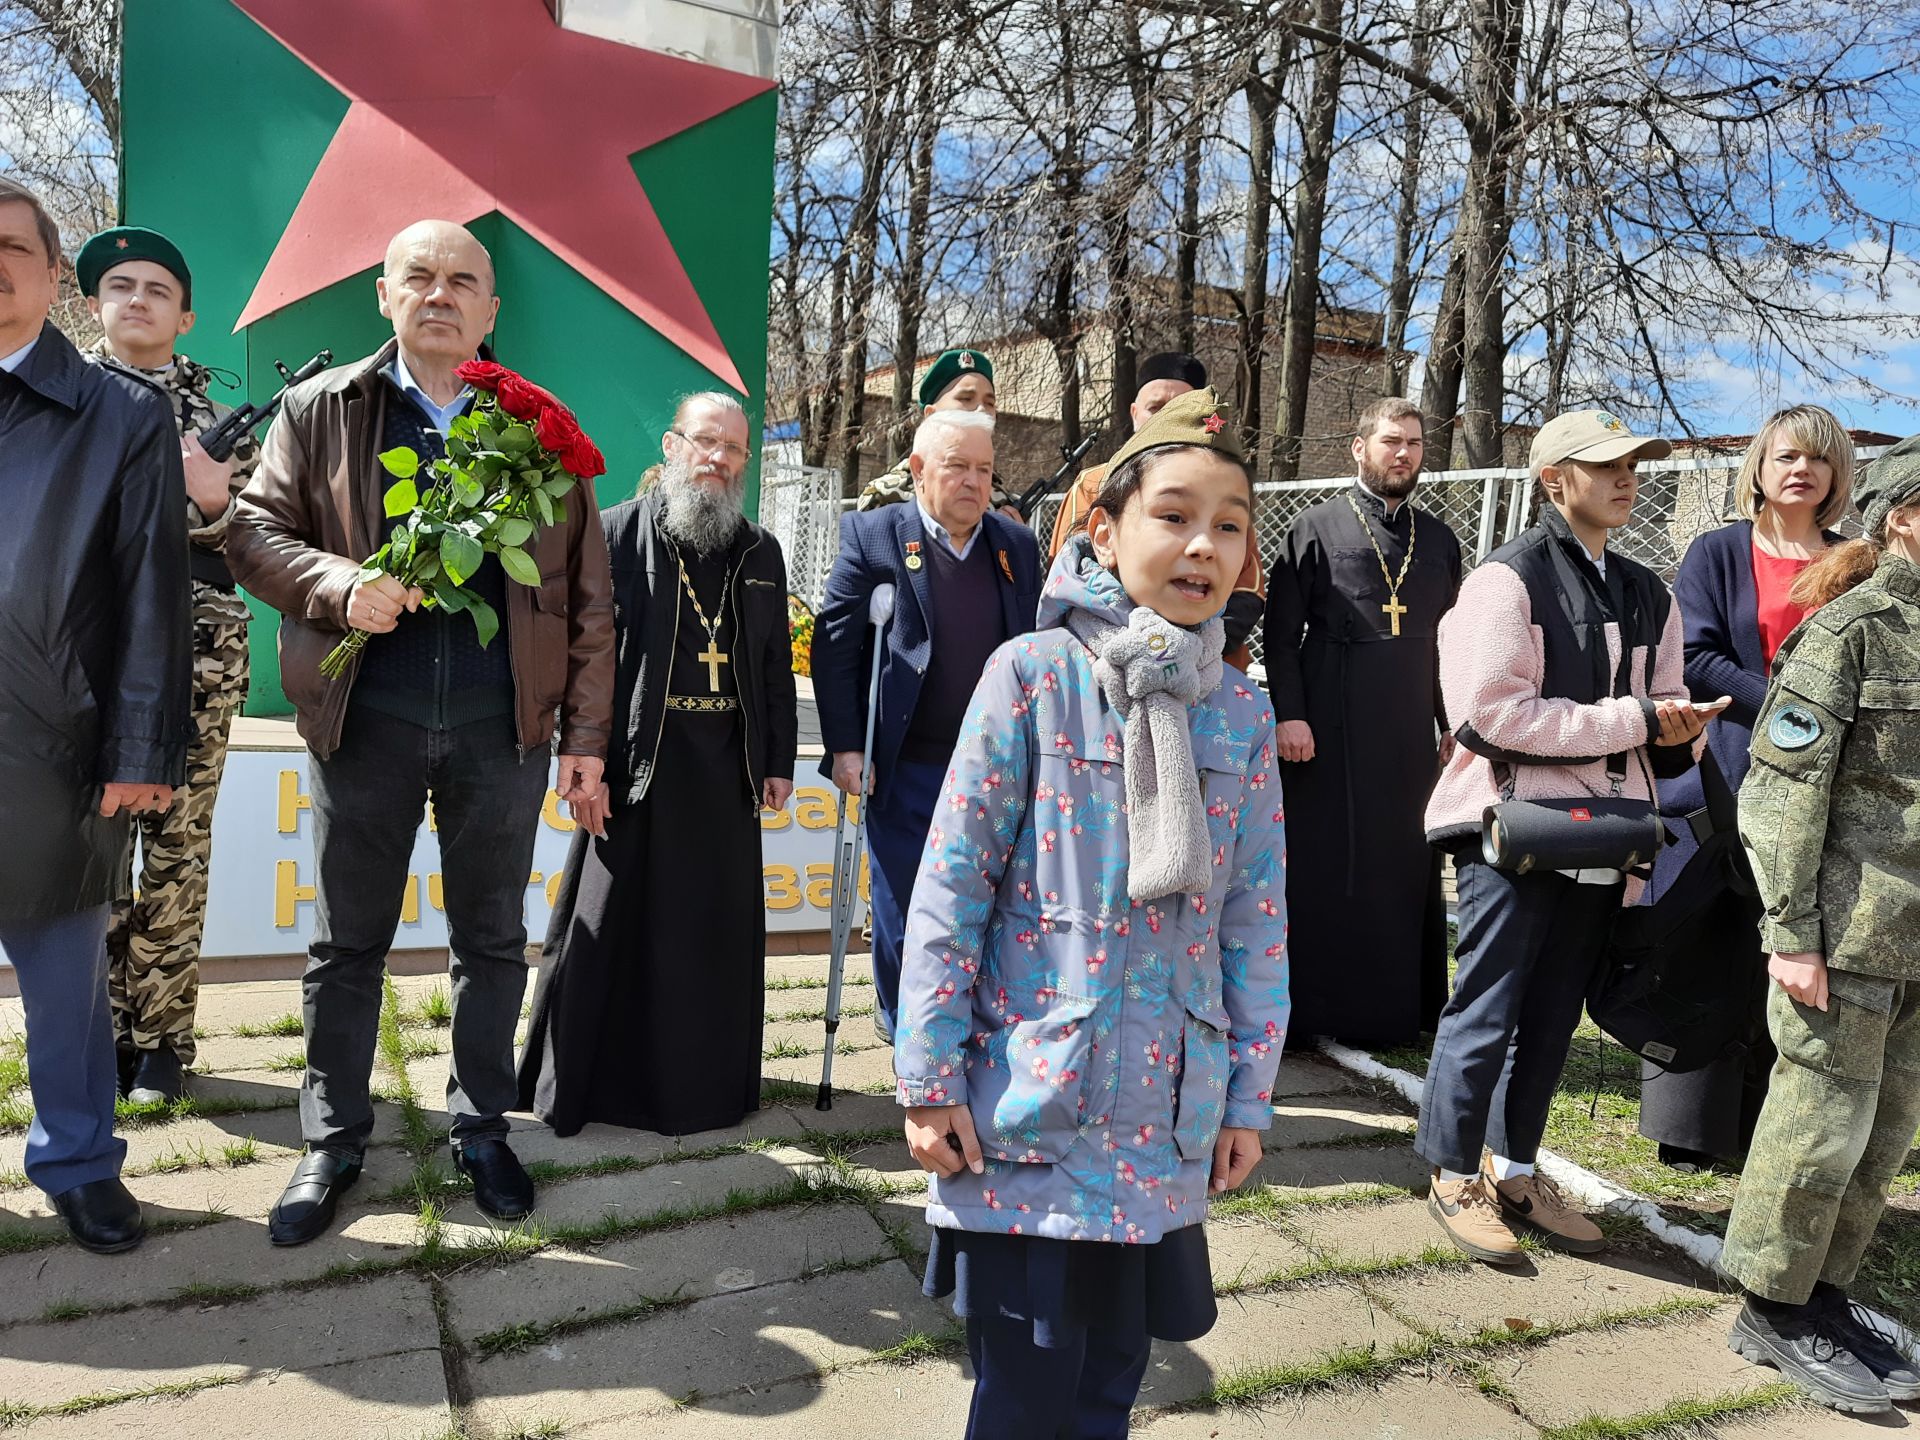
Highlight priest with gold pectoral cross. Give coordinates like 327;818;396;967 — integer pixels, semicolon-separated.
519;392;797;1140
1262;397;1465;1049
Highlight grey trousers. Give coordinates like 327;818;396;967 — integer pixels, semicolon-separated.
302;708;549;1153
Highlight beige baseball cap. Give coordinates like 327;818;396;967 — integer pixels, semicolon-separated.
1528;409;1672;476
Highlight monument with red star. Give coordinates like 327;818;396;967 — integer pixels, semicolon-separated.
121;0;779;713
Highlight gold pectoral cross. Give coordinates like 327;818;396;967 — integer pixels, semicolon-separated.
698;640;730;691
1382;596;1408;637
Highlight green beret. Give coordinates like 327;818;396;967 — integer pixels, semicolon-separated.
1857;433;1920;536
918;348;994;407
75;226;192;304
1106;386;1246;474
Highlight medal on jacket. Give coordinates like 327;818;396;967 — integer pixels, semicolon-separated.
904;539;923;572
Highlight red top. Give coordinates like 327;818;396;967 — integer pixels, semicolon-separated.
1752;539;1816;666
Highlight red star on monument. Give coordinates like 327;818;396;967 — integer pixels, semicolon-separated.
230;0;773;391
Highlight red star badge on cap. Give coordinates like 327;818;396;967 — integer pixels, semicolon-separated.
1203;413;1225;434
115;237;129;249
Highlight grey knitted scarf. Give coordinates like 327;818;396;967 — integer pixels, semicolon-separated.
1067;605;1224;899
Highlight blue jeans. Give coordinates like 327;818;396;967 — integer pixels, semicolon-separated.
1415;858;1622;1174
865;756;946;1038
964;1314;1151;1439
1;905;125;1196
303;708;549;1152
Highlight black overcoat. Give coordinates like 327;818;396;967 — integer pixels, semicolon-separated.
0;321;190;924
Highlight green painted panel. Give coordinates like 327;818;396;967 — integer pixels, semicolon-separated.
119;0;777;715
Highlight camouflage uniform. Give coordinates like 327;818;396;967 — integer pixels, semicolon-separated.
1722;552;1920;1305
87;343;257;1065
855;452;1017;513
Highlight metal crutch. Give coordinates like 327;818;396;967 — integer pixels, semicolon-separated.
817;582;895;1110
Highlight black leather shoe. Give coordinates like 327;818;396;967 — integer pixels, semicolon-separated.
1813;1284;1920;1400
453;1137;535;1220
116;1047;138;1099
1730;1296;1892;1413
268;1149;362;1247
1657;1142;1715;1173
51;1177;145;1254
126;1045;184;1106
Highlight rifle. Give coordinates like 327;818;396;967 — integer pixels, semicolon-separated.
1013;431;1100;520
196;350;333;462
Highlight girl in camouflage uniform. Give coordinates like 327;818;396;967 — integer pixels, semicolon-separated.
1722;436;1920;1414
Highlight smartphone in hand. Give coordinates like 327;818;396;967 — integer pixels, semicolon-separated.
1691;695;1734;718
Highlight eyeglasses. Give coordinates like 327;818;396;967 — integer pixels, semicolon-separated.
672;429;751;464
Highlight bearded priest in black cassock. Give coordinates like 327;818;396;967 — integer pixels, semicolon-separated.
518;394;796;1136
1262;398;1464;1047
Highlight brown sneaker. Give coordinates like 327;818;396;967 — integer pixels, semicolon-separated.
1428;1170;1525;1266
1484;1160;1605;1254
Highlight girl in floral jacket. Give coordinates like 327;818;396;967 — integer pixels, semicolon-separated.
894;388;1290;1439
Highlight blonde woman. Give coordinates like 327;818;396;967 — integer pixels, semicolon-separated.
1639;405;1854;1171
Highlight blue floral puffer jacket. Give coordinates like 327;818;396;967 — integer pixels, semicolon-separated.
895;538;1290;1243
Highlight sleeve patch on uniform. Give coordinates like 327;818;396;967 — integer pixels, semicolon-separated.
1767;705;1823;751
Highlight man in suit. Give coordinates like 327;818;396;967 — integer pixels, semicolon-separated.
815;409;1043;1042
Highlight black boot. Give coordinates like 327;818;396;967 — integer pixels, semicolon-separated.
1729;1294;1892;1414
51;1177;145;1254
268;1149;363;1247
1656;1142;1715;1173
126;1045;184;1107
453;1137;535;1221
1812;1283;1920;1401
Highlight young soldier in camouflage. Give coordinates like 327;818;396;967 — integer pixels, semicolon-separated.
1722;435;1920;1414
78;226;258;1106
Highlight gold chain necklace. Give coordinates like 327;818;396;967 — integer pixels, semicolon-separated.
1345;490;1417;637
674;544;738;692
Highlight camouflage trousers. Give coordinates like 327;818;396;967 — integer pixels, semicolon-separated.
1720;970;1920;1305
107;621;249;1063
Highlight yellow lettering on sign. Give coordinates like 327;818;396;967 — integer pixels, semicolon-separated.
274;860;316;926
804;862;835;909
400;874;419;924
428;873;445;913
276;772;311;834
794;787;846;830
760;802;792;832
427;803;438;834
546;872;564;906
541;790;576;834
764;864;803;911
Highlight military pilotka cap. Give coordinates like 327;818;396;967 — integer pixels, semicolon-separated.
1106;385;1246;472
75;226;192;302
1855;432;1920;535
918;348;994;406
1528;409;1671;476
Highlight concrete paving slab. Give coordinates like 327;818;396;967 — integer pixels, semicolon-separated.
1711;1402;1912;1438
1206;1219;1318;1292
1268;1055;1367;1099
1369;1251;1719;1342
18;1348;450;1439
1264;1094;1417;1147
1137;1282;1421;1411
1247;1141;1431;1197
0;1205;423;1327
444;1203;890;1341
0;1273;435;1408
764;1018;891;1057
1494;1306;1768;1428
603;1356;975;1438
432;1145;818;1237
463;1258;950;1432
793;1090;905;1137
1136;1371;1538;1438
766;1047;895;1094
503;1105;809;1173
0;1103;315;1179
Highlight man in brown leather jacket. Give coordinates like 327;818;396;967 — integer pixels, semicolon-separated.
229;220;615;1245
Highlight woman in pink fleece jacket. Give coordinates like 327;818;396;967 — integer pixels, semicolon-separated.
1415;410;1717;1267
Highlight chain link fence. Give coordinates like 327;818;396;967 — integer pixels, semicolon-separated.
764;450;1885;671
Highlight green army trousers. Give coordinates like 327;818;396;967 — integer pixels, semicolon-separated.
1721;970;1920;1305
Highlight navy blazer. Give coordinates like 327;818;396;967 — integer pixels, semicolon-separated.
812;502;1042;796
1667;519;1840;814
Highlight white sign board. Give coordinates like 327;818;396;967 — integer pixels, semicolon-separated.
200;749;867;959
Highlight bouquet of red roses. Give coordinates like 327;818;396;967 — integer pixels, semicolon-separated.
320;359;607;678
